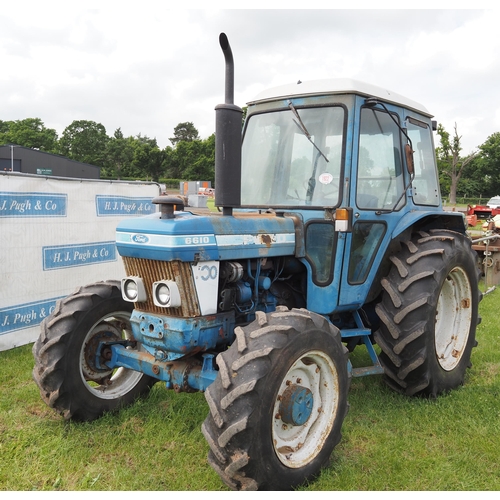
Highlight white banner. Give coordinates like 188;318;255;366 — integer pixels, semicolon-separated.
0;173;161;351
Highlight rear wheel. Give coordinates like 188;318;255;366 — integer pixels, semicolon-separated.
374;229;480;397
32;281;156;421
202;307;350;490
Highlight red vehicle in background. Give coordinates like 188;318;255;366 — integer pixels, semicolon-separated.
467;196;500;224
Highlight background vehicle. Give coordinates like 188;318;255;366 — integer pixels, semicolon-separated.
467;197;500;219
487;196;500;209
198;187;215;197
32;33;480;491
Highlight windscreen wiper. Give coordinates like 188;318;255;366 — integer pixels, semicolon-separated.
288;101;329;163
288;100;329;203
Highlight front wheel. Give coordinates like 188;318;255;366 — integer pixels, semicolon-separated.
32;281;156;421
374;229;480;397
202;307;350;491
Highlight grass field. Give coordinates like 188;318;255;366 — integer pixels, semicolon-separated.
1;284;499;491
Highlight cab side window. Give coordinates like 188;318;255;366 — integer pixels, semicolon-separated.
406;117;440;206
357;107;405;210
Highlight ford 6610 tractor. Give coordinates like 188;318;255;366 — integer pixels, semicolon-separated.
33;34;480;491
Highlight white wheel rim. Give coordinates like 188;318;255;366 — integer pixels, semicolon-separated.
272;350;340;468
80;311;145;399
435;266;473;371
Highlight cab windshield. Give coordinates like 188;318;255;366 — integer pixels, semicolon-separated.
241;106;345;208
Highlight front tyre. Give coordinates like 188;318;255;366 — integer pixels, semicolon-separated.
202;307;350;491
374;229;480;397
32;281;156;421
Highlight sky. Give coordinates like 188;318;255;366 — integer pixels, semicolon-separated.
1;3;500;155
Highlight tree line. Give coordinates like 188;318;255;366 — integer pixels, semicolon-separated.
1;117;500;203
436;124;500;204
0;118;214;185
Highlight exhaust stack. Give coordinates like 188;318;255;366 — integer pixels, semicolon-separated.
215;33;243;216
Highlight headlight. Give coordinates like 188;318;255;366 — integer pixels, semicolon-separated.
152;280;181;308
121;277;147;302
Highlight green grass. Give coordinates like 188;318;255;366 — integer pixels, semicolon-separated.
1;288;499;491
206;197;217;212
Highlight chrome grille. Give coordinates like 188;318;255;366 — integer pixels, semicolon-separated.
123;257;201;317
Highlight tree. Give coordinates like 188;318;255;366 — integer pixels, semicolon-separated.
58;120;109;166
242;106;248;127
102;128;139;179
0;118;58;152
164;134;215;183
169;122;200;145
473;132;500;197
133;142;166;183
163;145;180;179
0;120;9;136
436;123;477;205
182;134;215;182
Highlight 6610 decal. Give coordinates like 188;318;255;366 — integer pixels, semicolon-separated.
185;236;211;245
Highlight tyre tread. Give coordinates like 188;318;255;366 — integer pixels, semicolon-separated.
376;230;479;397
202;308;350;490
32;280;154;421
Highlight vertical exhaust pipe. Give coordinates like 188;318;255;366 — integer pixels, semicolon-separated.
215;33;243;216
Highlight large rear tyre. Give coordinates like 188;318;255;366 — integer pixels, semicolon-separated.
374;229;480;397
32;281;156;421
202;307;350;491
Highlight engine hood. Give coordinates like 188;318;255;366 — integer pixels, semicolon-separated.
115;211;296;262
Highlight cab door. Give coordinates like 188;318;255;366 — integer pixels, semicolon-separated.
338;97;408;308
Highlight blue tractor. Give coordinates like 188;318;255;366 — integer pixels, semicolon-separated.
33;34;480;490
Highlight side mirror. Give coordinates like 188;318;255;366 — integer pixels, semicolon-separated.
405;143;414;176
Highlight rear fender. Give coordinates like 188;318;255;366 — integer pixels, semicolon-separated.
364;210;468;305
391;210;467;239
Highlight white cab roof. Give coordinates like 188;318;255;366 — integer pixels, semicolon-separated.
247;78;432;117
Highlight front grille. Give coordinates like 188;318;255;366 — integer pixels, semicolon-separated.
123;257;201;317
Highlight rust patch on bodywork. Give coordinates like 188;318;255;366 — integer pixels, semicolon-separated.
259;234;273;247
